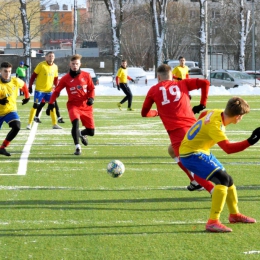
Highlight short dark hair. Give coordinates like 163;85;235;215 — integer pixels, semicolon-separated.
121;59;127;63
224;97;250;116
1;62;12;68
157;64;172;78
70;54;82;61
45;51;55;56
178;56;184;60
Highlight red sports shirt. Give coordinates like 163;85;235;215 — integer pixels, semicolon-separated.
141;78;209;131
50;71;95;109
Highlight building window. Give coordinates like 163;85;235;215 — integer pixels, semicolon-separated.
212;10;220;19
190;0;199;2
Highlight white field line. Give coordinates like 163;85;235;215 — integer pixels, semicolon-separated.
16;121;39;175
0;185;259;191
0;121;38;176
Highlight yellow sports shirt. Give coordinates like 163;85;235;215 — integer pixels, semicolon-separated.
116;67;128;83
180;109;228;155
172;65;189;79
34;61;58;92
0;77;24;116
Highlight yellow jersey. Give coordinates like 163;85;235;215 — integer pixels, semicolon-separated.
0;77;24;116
34;61;58;92
116;67;128;83
179;109;228;155
172;65;189;80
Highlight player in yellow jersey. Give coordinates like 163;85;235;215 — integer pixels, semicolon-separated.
172;56;189;81
116;60;135;111
27;51;62;130
179;97;260;232
0;62;30;156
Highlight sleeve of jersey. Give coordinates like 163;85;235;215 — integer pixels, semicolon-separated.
218;139;250;154
141;92;154;117
21;83;30;98
87;77;95;98
29;72;37;88
49;79;64;104
186;79;209;106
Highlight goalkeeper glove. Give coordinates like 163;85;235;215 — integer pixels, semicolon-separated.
0;97;9;105
192;104;205;114
28;86;33;94
247;127;260;145
87;97;94;106
22;98;30;105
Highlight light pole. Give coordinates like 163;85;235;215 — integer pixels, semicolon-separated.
251;0;255;71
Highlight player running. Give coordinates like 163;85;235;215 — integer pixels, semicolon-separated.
180;97;258;232
27;51;62;130
47;54;95;155
0;61;30;156
141;64;214;193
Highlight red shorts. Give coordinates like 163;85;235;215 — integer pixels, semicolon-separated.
167;126;191;157
67;104;94;129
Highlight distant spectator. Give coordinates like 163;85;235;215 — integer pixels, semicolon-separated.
16;61;29;96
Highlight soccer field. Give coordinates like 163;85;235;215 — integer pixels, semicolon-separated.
0;95;260;259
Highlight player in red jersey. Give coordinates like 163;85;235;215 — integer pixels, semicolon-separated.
47;54;95;155
141;64;214;193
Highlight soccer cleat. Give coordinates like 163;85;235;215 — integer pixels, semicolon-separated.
58;118;65;123
74;148;81;155
26;124;31;130
79;130;88;146
117;103;122;111
229;213;256;224
34;117;42;123
206;220;232;233
187;182;204;191
53;124;62;129
127;107;135;111
0;148;11;156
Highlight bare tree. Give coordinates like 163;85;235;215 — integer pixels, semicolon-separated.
238;0;251;71
103;0;124;75
198;0;207;77
149;0;168;70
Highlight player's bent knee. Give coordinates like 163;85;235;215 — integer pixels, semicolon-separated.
84;128;94;136
209;169;230;186
33;103;38;109
168;144;175;158
9;120;21;132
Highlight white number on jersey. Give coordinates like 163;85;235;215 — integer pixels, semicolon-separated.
159;85;181;105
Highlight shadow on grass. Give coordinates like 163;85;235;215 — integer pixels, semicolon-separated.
0;223;209;237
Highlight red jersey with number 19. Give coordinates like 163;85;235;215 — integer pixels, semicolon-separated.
141;78;209;131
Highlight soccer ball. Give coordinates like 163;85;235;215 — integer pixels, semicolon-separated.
107;160;125;178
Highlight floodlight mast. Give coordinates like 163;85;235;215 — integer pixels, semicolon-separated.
72;0;78;55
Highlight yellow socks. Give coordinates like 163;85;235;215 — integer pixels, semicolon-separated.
226;184;239;214
50;108;57;125
28;108;37;125
209;184;228;220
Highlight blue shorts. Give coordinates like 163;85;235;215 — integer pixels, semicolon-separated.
34;91;52;104
0;112;20;129
179;152;225;180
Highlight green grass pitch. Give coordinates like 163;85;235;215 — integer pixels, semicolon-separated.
0;94;260;259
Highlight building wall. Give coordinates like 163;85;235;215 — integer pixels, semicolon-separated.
0;0;41;48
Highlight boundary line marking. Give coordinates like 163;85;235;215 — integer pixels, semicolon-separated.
16;120;39;176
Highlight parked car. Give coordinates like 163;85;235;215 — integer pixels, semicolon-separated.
127;67;148;85
209;70;260;89
80;68;99;85
245;70;260;80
